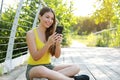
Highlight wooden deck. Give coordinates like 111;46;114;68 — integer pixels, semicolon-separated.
0;47;120;80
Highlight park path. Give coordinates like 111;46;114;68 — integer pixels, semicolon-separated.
0;40;120;80
70;40;87;48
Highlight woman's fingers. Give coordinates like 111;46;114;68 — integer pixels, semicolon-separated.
55;34;63;43
48;33;63;45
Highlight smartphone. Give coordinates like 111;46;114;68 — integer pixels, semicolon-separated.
55;26;63;34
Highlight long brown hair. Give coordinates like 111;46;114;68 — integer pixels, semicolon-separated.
39;7;56;56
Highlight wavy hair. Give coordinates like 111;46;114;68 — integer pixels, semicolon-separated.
39;7;56;56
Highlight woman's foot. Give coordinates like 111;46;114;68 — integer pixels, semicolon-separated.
74;75;89;80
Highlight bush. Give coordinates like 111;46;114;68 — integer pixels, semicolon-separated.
62;33;72;47
86;33;97;47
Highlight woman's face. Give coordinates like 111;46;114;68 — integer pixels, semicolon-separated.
40;12;54;28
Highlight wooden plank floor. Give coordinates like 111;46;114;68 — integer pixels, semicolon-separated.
0;47;120;80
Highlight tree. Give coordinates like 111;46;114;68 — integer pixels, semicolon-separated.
92;0;120;47
92;0;119;26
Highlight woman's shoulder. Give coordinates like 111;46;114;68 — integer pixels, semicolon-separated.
26;27;38;37
27;29;33;33
26;29;35;37
27;28;36;34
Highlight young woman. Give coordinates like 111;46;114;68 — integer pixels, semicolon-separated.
26;7;89;80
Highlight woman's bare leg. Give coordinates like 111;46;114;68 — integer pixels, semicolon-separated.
53;64;80;77
29;66;74;80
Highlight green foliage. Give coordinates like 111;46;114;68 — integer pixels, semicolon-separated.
0;7;16;62
62;33;72;47
74;16;109;35
96;30;110;47
86;33;97;47
70;0;120;48
95;28;120;47
109;25;120;47
92;0;118;24
90;0;120;47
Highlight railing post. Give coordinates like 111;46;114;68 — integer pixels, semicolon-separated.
32;0;48;28
4;0;24;73
0;0;3;20
32;3;42;28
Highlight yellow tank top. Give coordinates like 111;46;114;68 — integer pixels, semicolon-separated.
27;28;51;65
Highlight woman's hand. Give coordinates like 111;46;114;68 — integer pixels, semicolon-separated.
46;33;58;45
47;33;56;46
55;34;63;45
46;33;63;47
53;33;62;58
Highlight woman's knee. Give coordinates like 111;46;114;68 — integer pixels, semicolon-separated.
71;64;80;72
76;64;80;71
29;66;49;78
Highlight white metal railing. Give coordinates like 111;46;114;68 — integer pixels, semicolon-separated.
4;0;24;73
0;0;3;20
94;27;117;35
0;0;46;74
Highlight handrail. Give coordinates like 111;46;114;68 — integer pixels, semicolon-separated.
12;51;28;58
0;20;13;25
94;28;117;35
20;15;34;20
0;51;7;54
16;30;27;33
17;24;31;29
0;28;11;31
0;0;3;20
0;0;48;74
4;0;24;73
20;19;33;24
14;42;26;44
21;7;36;15
32;3;42;28
13;46;28;51
0;44;8;46
15;37;26;38
0;36;9;38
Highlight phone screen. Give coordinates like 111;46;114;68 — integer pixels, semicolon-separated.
55;26;63;34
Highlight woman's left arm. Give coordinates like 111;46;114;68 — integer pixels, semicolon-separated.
54;34;62;58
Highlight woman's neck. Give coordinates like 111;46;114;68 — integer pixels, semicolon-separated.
38;24;46;33
37;24;46;43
